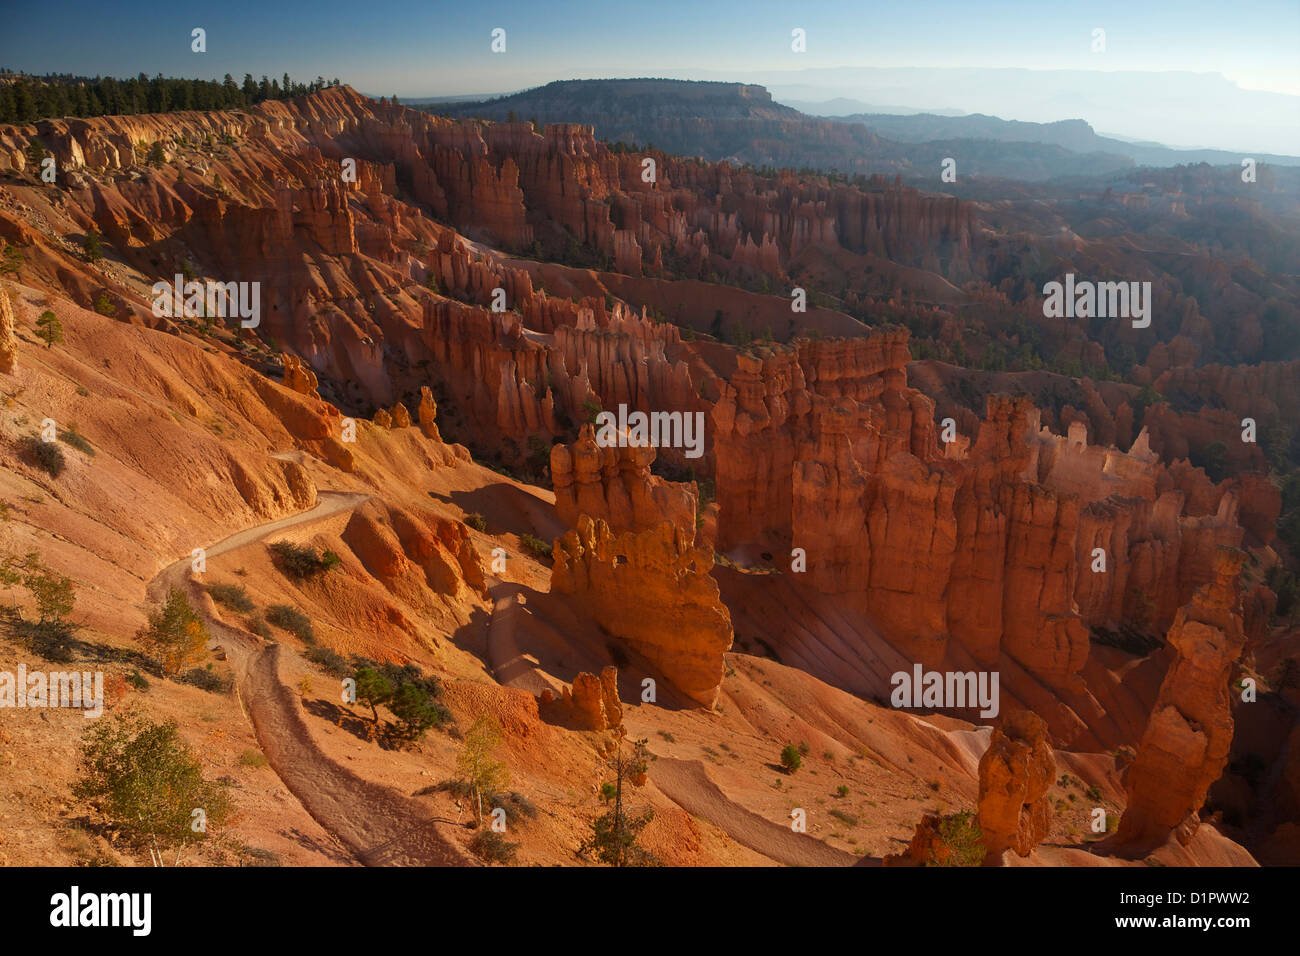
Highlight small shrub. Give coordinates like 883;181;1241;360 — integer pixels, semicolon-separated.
464;513;488;533
245;614;273;639
780;744;802;774
239;749;268;768
521;533;552;560
304;645;350;677
269;540;341;579
497;790;538;820
929;811;985;867
73;707;231;862
125;669;150;691
21;436;66;477
11;618;77;662
59;425;95;456
136;588;208;675
437;778;475;802
836;785;850;798
342;659;450;741
93;293;116;317
207;582;254;612
240;846;282;867
469;829;519;865
265;603;315;643
1085;784;1103;802
180;666;232;694
829;808;858;826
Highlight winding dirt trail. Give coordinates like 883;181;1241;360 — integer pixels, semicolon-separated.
484;579;524;683
161;491;860;866
650;757;864;867
150;489;476;866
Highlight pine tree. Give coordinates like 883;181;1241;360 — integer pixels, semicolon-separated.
25;139;45;173
0;84;17;122
35;310;63;349
83;227;102;262
354;667;394;724
581;738;658;866
387;682;442;741
0;242;24;278
14;79;35;122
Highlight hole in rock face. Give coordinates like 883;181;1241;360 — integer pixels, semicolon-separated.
760;552;773;562
614;554;627;566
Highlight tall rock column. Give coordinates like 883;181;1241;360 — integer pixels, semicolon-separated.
417;386;442;440
551;516;733;707
977;710;1055;864
1114;547;1247;849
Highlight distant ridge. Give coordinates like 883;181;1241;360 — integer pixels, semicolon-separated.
424;78;1136;181
825;110;1300;169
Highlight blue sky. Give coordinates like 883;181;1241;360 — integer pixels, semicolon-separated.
4;0;1298;98
3;1;1298;151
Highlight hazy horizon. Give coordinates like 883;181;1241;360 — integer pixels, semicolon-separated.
4;0;1298;153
